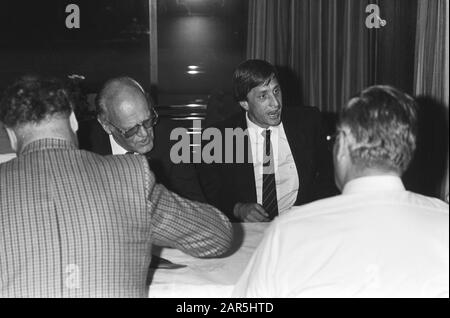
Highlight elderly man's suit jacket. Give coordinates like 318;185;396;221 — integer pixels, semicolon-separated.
197;107;337;221
0;139;232;297
77;119;205;202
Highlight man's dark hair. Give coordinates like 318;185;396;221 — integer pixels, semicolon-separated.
233;59;278;102
339;85;418;174
0;76;73;127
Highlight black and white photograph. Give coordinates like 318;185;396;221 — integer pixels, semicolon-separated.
0;0;448;301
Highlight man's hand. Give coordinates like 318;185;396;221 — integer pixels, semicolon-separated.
233;203;270;222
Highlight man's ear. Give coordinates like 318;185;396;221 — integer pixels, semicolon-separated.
336;130;351;162
333;129;352;192
97;116;112;135
5;127;18;152
69;111;79;133
239;101;249;112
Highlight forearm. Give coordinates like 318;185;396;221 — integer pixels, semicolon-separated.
148;183;233;258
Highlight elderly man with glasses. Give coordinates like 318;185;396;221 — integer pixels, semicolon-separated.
96;77;158;155
78;77;205;202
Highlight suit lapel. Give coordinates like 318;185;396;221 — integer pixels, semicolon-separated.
282;109;308;202
232;113;257;203
78;119;113;155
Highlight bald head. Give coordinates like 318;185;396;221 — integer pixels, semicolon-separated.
97;77;155;154
97;77;147;117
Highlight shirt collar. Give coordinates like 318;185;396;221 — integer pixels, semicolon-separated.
245;112;281;137
342;175;405;195
109;135;129;155
20;138;78;155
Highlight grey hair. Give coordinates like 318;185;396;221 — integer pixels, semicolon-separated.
338;85;418;174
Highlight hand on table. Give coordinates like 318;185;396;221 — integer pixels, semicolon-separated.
233;202;270;222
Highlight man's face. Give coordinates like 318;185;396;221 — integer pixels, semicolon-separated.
241;77;282;128
106;93;155;154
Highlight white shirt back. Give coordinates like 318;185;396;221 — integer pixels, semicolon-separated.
233;176;449;297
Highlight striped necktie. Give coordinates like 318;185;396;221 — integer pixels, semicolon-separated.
262;129;278;220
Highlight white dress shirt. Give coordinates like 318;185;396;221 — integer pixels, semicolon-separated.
109;135;129;155
0;153;16;164
246;113;299;215
233;176;449;297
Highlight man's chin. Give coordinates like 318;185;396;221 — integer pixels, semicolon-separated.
136;142;153;155
268;117;281;126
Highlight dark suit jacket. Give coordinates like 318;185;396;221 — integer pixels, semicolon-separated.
77;118;206;202
0;138;232;297
0;121;14;154
197;107;337;221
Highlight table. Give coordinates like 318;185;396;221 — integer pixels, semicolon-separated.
148;222;269;298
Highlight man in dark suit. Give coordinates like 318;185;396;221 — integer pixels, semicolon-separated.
77;77;205;202
198;59;336;222
0;76;232;297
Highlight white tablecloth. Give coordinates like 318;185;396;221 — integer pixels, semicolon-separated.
148;222;269;298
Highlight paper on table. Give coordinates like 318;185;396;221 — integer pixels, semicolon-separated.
149;254;187;269
0;153;16;164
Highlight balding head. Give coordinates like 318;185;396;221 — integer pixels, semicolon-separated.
96;77;156;154
97;77;147;117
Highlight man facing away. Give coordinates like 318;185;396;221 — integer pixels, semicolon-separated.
233;85;449;297
0;76;232;298
198;59;336;222
78;77;205;202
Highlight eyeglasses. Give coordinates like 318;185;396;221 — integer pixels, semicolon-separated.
107;109;159;139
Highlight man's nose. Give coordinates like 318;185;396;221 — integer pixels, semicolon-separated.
136;125;151;137
270;94;281;108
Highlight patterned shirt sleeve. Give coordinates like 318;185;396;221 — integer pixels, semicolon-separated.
141;156;233;258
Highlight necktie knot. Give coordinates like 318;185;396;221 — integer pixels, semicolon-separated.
262;129;271;141
262;129;273;163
